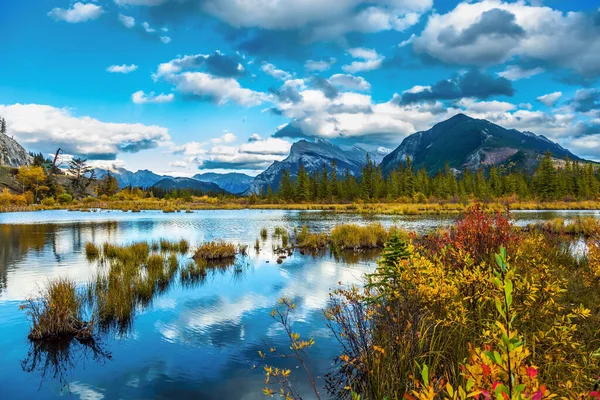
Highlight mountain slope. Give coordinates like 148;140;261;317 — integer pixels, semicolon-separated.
193;172;254;194
95;168;166;188
152;177;225;193
0;133;32;168
246;139;385;194
380;114;582;175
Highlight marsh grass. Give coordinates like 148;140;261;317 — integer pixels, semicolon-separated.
533;216;600;237
156;239;190;254
296;226;328;250
330;223;389;250
21;278;92;341
180;260;207;285
260;227;268;240
85;243;100;261
193;241;238;261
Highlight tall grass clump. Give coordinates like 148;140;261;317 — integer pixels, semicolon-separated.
330;223;389;250
193;241;237;261
85;243;100;261
296;225;328;250
157;238;190;254
260;227;268;240
21;278;92;341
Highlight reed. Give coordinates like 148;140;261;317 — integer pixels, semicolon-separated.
193;241;237;261
330;223;389;250
21;278;91;341
85;243;100;260
296;226;328;250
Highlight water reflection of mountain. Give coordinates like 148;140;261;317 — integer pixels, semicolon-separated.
0;222;119;295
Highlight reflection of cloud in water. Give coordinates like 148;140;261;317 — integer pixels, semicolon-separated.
159;255;371;347
69;381;105;400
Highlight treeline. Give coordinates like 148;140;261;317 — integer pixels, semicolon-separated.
265;152;600;203
149;187;228;200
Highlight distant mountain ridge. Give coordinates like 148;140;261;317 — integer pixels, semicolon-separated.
193;172;254;194
95;167;254;194
246;139;388;194
95;168;166;188
380;114;582;175
152;177;225;193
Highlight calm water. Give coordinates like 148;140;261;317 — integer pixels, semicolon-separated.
0;209;598;399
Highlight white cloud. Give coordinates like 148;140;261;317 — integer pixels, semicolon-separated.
304;58;337;72
398;33;416;47
166;72;266;106
115;0;168;6
131;91;174;104
106;64;138;74
160;36;171;44
413;0;600;78
200;0;431;37
142;21;156;33
48;2;103;23
118;13;135;28
0;103;170;159
329;74;371;91
403;85;431;94
173;133;292;171
537;91;563;107
342;47;384;73
261;63;292;81
169;160;189;168
498;65;545;81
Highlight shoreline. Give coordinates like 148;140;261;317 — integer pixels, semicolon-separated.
3;200;600;215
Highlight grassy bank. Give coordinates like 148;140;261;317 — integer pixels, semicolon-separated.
5;197;600;215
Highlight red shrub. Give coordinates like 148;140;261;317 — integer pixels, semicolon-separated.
416;204;519;267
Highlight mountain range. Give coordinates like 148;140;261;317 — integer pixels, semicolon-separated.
4;114;591;195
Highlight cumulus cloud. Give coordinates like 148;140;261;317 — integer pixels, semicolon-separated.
106;64;138;74
398;70;514;105
569;88;600;113
0;103;170;159
160;36;171;44
330;74;371;91
342;47;384;73
261;63;292;81
169;72;265;106
172;133;292;171
115;0;170;5
304;58;337;72
270;86;447;144
153;52;245;80
498;65;545;81
412;0;600;78
142;21;156;33
537;91;562;107
118;13;135;28
151;53;262;106
48;2;103;23
131;91;174;104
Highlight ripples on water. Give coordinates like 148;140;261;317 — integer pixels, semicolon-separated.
0;209;597;399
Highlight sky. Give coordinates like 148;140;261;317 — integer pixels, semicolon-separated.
1;0;599;177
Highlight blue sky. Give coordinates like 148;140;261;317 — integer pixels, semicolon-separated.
1;0;599;176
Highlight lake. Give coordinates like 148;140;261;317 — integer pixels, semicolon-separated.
0;209;598;399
